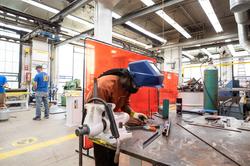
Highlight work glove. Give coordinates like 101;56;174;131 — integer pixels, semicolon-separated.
245;116;250;122
132;112;148;121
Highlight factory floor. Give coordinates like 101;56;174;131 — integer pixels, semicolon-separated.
0;107;152;166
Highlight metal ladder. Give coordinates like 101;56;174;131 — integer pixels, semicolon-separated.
237;58;246;82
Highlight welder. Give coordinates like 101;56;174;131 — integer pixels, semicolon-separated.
0;74;8;108
86;60;164;166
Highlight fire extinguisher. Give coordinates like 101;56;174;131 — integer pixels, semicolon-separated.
26;72;31;82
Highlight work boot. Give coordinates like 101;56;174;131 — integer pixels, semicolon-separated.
33;116;41;121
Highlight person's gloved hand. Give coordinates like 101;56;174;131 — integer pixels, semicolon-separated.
245;116;250;122
132;112;148;121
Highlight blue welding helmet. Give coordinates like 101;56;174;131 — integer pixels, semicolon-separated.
128;60;164;88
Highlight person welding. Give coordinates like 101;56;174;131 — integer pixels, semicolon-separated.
86;60;164;166
0;75;8;108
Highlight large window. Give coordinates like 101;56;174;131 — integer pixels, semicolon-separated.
57;44;84;93
0;29;20;88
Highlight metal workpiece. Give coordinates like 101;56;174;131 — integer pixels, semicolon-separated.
180;116;250;166
118;114;241;166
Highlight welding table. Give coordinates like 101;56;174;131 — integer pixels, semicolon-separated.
92;112;250;166
5;90;29;112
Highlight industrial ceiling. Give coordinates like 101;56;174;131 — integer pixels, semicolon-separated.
0;0;246;59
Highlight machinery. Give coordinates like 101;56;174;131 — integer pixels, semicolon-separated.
61;79;82;106
180;78;203;92
75;79;131;165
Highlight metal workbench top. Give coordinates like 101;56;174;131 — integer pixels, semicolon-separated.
118;112;250;166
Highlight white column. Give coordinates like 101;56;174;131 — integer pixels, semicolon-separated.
94;1;113;44
163;47;182;85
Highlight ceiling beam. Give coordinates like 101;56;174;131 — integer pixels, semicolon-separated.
113;0;185;26
182;40;239;51
56;29;92;46
22;0;92;41
49;0;92;23
151;32;238;50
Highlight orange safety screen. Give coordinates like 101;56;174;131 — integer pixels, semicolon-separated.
84;38;158;115
159;72;178;104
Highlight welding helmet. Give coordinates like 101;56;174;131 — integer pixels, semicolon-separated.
128;60;164;88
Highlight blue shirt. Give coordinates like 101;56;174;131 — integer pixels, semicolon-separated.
0;75;7;93
34;72;49;92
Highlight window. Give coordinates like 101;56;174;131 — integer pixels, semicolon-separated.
57;44;84;93
0;29;20;88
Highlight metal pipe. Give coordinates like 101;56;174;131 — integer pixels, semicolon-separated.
234;12;250;53
230;0;250;13
113;0;185;26
237;24;250;52
230;0;250;53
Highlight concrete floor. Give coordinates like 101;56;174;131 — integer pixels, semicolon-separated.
0;108;151;166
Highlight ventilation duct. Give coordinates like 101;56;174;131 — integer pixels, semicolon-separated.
230;0;250;52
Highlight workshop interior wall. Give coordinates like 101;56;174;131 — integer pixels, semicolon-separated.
84;38;158;115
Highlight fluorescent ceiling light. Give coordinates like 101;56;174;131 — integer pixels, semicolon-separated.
21;0;93;28
60;37;66;41
0;22;32;32
21;0;58;13
201;48;212;57
141;0;191;39
112;12;121;19
6;13;16;17
112;32;149;48
19;16;28;20
198;0;223;33
112;12;166;43
125;21;166;43
182;51;194;59
61;27;80;36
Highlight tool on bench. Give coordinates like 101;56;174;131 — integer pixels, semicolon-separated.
182;109;204;115
142;131;161;149
162;120;171;137
125;124;160;132
188;123;241;132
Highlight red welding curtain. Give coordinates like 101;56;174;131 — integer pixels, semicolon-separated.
84;38;158;115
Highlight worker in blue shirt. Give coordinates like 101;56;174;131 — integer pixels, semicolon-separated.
0;75;8;108
33;65;49;120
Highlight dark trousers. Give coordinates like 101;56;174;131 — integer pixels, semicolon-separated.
94;143;118;166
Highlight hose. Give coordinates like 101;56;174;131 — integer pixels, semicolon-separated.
86;97;121;164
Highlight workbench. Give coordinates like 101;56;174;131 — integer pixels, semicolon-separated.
5;91;30;112
92;112;250;166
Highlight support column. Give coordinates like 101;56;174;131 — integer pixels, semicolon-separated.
94;0;120;44
163;47;182;85
94;1;112;43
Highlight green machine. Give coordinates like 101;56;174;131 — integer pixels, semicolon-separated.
204;64;218;110
61;79;82;106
